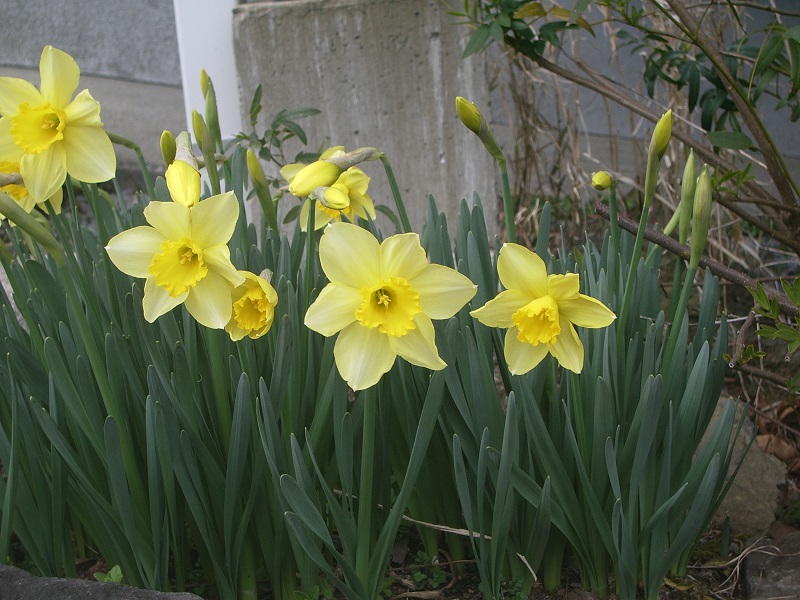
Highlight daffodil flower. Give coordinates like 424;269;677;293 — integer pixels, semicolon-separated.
305;222;477;390
470;243;615;374
299;167;377;231
226;270;278;341
1;160;63;220
0;46;116;204
105;180;244;328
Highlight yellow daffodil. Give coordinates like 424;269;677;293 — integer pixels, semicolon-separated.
470;243;615;374
305;222;477;390
226;270;278;341
105;186;244;327
287;145;346;197
0;160;63;220
591;171;613;191
0;46;116;204
299;166;377;231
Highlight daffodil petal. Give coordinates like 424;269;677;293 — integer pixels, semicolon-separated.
39;46;79;107
497;243;548;298
0;118;23;162
470;289;530;328
191;192;239;247
549;317;583;373
334;322;396;390
547;273;580;300
504;328;549;375
64;90;103;127
390;314;446;371
166;160;201;207
350;190;376;220
279;162;303;185
62;125;115;183
144;201;190;240
559;295;616;328
305;283;361;336
105;226;167;277
412;264;477;319
184;271;233;329
20;145;66;203
380;233;428;280
203;245;245;287
0;78;41;117
143;277;187;322
319;222;380;289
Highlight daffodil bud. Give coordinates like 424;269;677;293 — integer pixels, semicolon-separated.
455;96;504;162
678;150;696;245
689;165;712;269
0;172;23;187
591;171;613;191
160;130;177;166
289;160;343;197
191;110;206;151
319;186;351;210
455;96;482;134
649;109;672;160
247;149;268;189
200;69;210;99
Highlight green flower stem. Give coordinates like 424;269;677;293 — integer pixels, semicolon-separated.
355;387;378;584
304;202;316;308
237;538;257;600
499;159;516;244
206;330;232;450
107;132;155;200
380;155;412;233
0;191;65;264
663;263;698;372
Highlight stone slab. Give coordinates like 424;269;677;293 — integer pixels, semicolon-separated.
232;0;498;237
0;565;202;600
745;531;800;600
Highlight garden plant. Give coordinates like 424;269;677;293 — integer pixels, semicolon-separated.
0;43;752;600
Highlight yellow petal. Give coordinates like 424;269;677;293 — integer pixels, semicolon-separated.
412;264;476;319
497;243;548;297
0;78;41;117
64;90;103;127
105;226;167;278
339;167;370;194
470;289;530;328
202;245;245;287
547;273;580;300
0;118;23;162
143;276;187;322
389;314;446;371
20;145;66;203
62;125;115;183
549;318;583;373
504;328;549;375
279;162;303;184
144;201;190;241
166;160;201;207
184;270;233;329
349;190;376;220
318;222;380;289
39;46;79;108
190;192;239;247
288;160;342;197
320;145;345;160
380;233;428;280
304;283;361;336
559;295;616;329
334;322;396;390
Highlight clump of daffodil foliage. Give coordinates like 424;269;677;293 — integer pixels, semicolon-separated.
0;49;743;600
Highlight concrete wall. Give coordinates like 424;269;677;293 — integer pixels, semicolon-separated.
232;0;498;237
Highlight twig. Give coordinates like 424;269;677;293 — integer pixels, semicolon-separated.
594;201;799;317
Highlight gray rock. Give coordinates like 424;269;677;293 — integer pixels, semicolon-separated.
708;399;787;537
745;531;800;600
0;565;203;600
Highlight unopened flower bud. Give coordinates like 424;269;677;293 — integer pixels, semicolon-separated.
247;149;268;189
160;130;177;166
319;186;350;210
455;96;504;162
678;150;696;244
591;171;613;191
173;131;199;169
289;160;343;197
200;69;210;98
191;110;206;150
325;147;383;170
689;165;712;269
649;109;672;160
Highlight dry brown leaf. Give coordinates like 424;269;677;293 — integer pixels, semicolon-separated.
756;433;800;462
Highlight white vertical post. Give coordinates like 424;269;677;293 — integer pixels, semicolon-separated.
172;0;242;139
